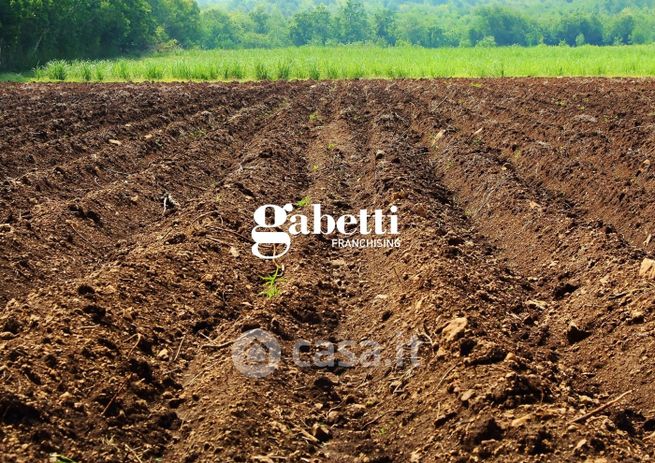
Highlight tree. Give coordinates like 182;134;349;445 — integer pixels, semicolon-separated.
289;6;332;45
0;0;20;69
373;8;397;45
608;13;635;44
201;8;240;48
554;15;604;46
249;5;271;34
470;7;536;46
337;0;369;43
153;0;202;47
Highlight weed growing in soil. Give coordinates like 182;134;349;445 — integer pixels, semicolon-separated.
260;266;283;298
294;196;311;208
188;128;207;140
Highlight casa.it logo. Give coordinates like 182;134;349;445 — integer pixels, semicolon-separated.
251;204;400;260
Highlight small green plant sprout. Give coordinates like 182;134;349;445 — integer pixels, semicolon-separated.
309;111;322;123
311;164;319;172
294;196;311;208
188;128;207;140
327;143;337;151
50;454;78;463
260;265;283;298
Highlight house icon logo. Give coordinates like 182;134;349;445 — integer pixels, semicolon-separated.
231;329;281;379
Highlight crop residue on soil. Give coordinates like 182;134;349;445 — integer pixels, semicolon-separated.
1;79;655;462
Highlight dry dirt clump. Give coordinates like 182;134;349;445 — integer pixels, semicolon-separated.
1;79;654;462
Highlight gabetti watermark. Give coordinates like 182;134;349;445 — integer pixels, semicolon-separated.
251;204;400;259
231;329;423;379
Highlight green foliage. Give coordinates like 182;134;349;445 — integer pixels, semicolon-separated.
114;61;131;81
289;5;332;46
338;0;370;43
225;62;245;79
146;63;165;80
80;62;93;82
294;196;311;208
469;7;535;46
276;60;291;80
44;61;68;81
308;61;321;80
255;62;271;80
4;0;655;73
194;0;655;51
259;266;283;298
0;0;202;72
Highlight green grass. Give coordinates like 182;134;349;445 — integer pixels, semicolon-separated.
11;44;655;83
0;72;29;82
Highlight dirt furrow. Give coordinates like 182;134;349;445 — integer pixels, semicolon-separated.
1;80;654;463
0;84;238;169
0;86;304;307
405;80;655;459
162;82;342;462
0;86;281;215
0;82;329;463
436;79;655;253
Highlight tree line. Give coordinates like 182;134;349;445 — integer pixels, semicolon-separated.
2;0;655;71
0;0;201;71
200;0;655;48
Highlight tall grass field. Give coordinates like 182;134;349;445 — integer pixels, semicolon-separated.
23;45;655;82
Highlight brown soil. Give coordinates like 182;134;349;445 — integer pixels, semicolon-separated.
1;79;654;463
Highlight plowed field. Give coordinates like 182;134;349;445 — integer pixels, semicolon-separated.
1;79;655;462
